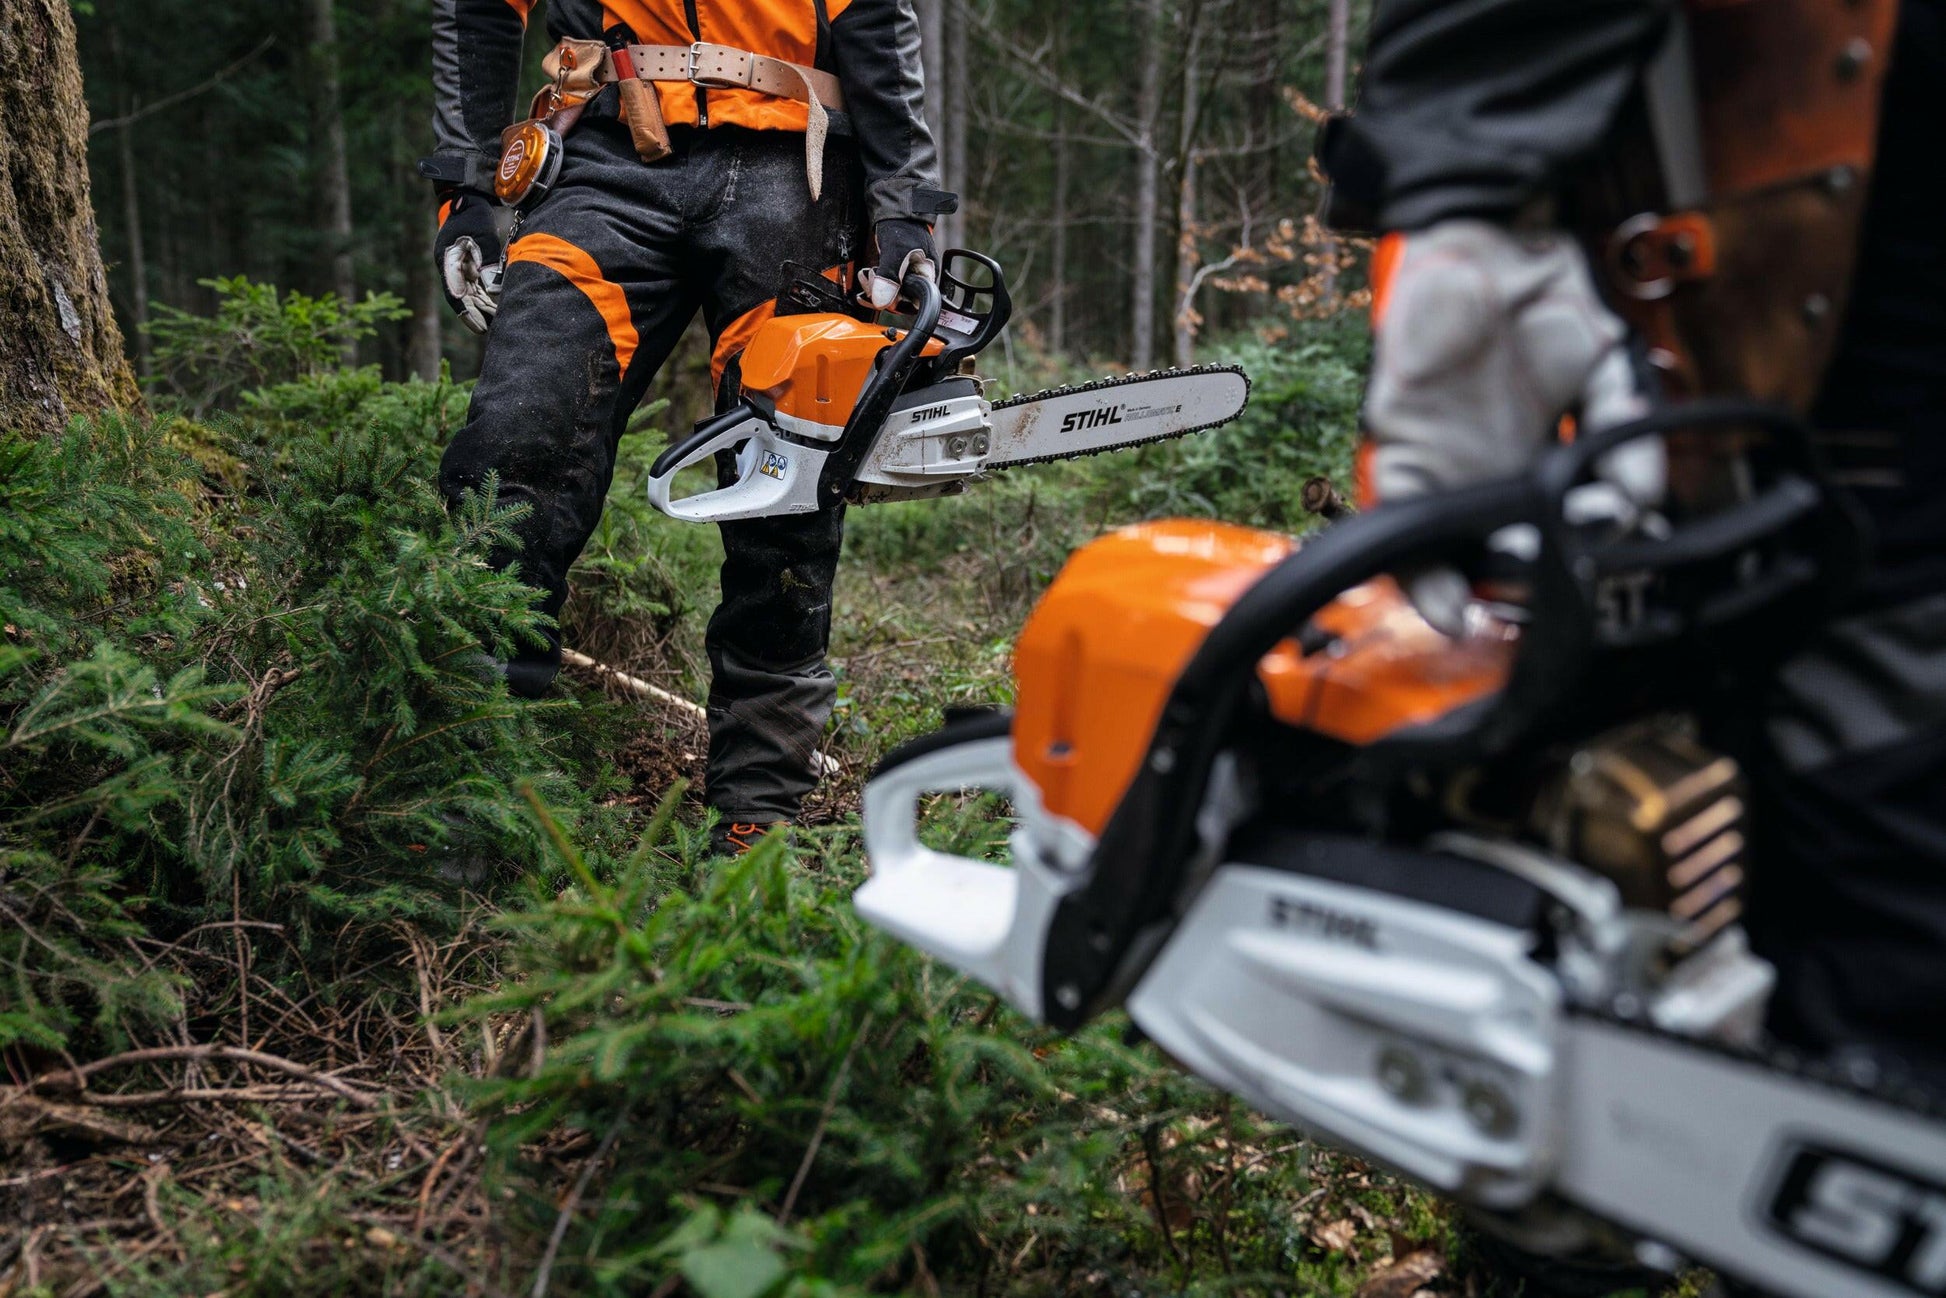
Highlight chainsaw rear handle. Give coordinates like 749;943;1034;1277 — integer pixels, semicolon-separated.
649;400;766;483
644;403;829;522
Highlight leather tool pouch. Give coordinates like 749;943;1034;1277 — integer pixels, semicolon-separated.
615;75;672;164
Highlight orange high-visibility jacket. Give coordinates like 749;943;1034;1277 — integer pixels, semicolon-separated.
425;0;950;226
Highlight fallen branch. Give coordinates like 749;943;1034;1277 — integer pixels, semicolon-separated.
779;1012;874;1225
561;650;705;722
28;1045;381;1110
562;649;839;776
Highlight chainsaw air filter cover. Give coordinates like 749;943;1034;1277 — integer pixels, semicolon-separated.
739;312;947;438
1010;520;1516;837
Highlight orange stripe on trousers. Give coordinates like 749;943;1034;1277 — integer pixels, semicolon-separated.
507;234;640;376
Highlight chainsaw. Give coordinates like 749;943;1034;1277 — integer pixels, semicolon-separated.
853;401;1946;1298
644;250;1250;522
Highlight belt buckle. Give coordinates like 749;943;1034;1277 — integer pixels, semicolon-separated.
688;41;752;90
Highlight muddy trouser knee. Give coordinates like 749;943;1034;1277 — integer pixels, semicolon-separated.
1743;591;1946;1090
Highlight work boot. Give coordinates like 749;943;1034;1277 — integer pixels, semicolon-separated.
710;819;788;858
499;626;563;699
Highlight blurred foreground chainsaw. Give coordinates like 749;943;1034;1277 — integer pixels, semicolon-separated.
854;402;1946;1298
645;250;1249;522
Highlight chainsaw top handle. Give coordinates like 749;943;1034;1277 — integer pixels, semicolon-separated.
814;268;945;505
1033;399;1864;1031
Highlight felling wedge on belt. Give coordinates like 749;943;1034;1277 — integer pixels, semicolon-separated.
643;251;1251;524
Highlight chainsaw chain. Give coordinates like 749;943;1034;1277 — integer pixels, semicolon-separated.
1564;999;1946;1122
982;363;1253;471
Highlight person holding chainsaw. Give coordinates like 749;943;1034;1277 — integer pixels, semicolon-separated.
419;0;953;854
1321;0;1946;1095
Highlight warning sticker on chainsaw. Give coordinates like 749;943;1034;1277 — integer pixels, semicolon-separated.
759;450;790;480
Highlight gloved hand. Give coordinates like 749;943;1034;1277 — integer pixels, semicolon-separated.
434;188;504;335
1364;220;1662;632
866;218;938;310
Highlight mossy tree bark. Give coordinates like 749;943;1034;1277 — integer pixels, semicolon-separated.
0;0;140;436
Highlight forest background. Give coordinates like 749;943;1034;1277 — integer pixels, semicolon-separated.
0;1;1627;1295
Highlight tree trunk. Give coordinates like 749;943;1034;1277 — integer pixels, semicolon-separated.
104;23;151;380
942;0;968;253
1318;0;1350;303
1172;19;1202;369
919;0;945;155
307;0;358;363
1049;88;1069;358
0;0;140;437
1129;0;1165;371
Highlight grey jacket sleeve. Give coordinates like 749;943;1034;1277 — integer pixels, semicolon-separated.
826;0;958;226
1319;0;1674;232
421;0;532;194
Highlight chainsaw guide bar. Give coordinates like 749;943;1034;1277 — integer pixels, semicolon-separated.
983;363;1254;471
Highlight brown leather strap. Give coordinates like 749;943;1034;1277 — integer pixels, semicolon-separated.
624;43;844;112
616;42;842;199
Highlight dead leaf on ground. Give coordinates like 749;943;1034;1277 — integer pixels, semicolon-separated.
1355;1246;1444;1298
1309;1216;1357;1255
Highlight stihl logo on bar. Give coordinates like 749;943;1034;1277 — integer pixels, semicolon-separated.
1764;1142;1946;1294
1268;896;1380;950
909;404;951;423
1061;405;1125;434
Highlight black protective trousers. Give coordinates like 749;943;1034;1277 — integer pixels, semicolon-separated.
439;119;863;822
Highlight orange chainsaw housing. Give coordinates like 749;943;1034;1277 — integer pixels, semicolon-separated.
1011;520;1518;836
737;314;947;431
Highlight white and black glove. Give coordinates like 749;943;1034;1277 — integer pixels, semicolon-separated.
864;218;937;311
1365;220;1662;632
434;188;504;336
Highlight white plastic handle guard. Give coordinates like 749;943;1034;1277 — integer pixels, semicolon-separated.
857;731;1085;1021
645;413;832;523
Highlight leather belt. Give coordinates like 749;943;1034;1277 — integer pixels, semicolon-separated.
616;42;844;112
608;42;844;198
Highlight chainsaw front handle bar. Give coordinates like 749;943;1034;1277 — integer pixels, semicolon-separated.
643;271;943;523
816;271;944;505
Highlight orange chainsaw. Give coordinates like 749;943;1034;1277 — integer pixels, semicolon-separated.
849;403;1946;1298
645;251;1250;522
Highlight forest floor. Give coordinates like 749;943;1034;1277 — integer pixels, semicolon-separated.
1;304;1697;1297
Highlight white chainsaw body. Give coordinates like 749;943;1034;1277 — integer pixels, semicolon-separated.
853;399;1946;1298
